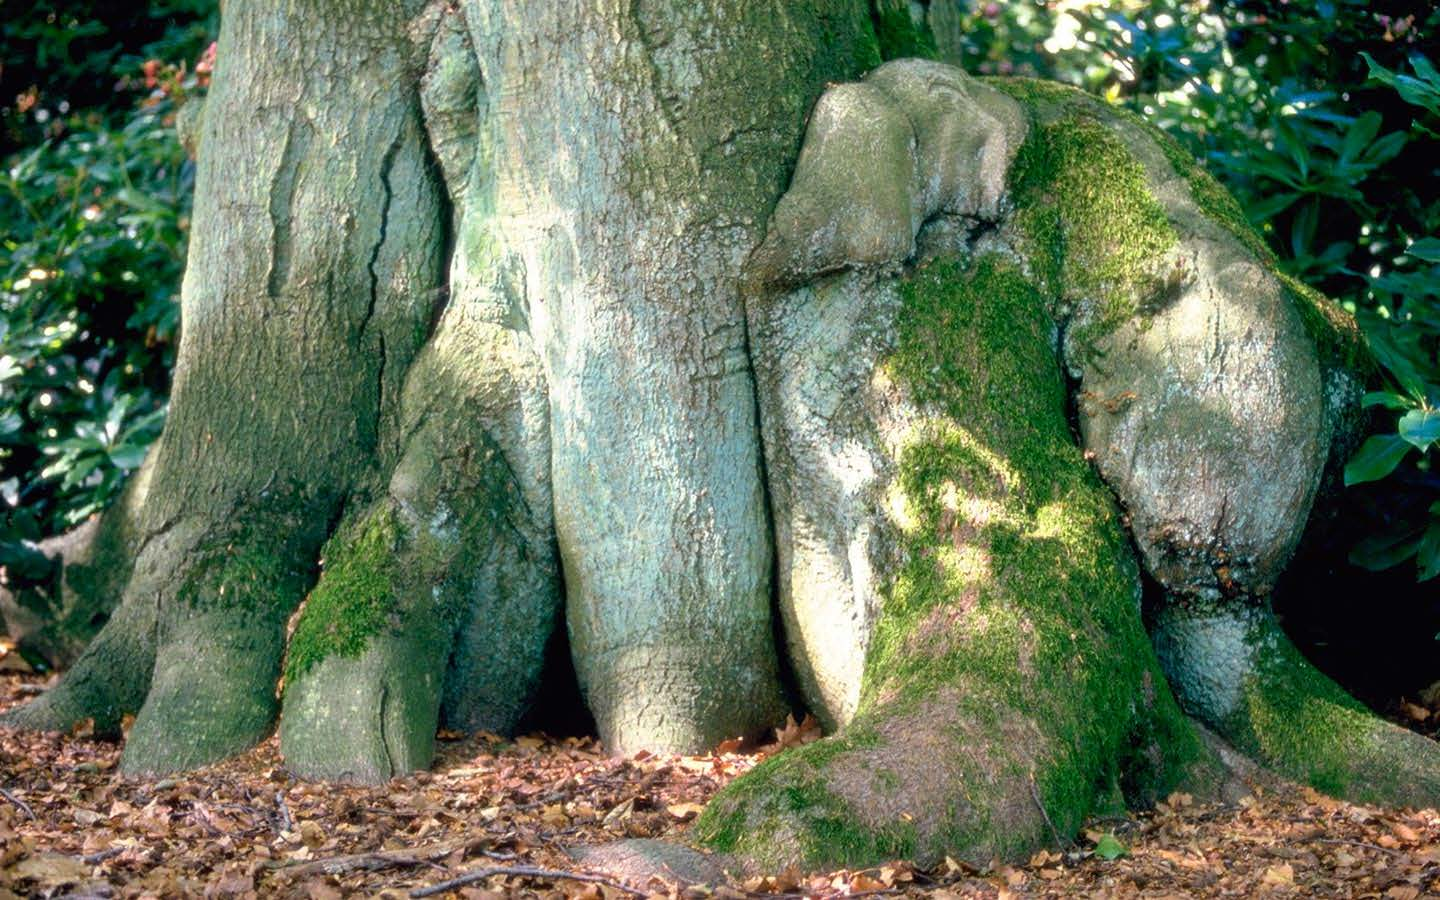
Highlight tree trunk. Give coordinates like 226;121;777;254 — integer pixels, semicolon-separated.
6;0;1440;872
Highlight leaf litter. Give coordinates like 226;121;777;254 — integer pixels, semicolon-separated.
4;665;1440;898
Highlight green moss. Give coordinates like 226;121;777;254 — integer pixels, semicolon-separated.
997;99;1178;345
705;253;1206;870
695;734;916;868
1275;271;1374;374
1237;628;1389;799
879;253;1202;815
282;505;404;686
869;0;937;61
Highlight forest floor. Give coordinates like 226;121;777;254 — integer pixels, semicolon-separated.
5;661;1440;899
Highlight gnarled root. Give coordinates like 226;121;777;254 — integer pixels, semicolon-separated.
1154;602;1440;808
709;254;1211;870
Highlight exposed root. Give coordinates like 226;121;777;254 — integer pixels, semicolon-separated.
1154;602;1440;809
0;589;156;737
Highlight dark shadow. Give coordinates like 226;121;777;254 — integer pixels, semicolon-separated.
515;617;596;739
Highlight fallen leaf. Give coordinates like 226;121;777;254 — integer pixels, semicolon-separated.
1261;863;1294;886
7;853;91;887
299;820;325;849
666;802;705;821
1093;833;1127;861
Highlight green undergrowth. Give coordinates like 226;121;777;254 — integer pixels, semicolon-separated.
869;0;937;62
282;505;404;687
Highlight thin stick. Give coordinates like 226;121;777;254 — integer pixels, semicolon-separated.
278;850;441;878
1314;837;1406;857
81;847;125;865
0;786;35;820
1028;775;1072;849
410;865;646;898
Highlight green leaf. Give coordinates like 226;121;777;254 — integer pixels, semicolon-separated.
1418;523;1440;582
1399;408;1440;451
1344;434;1413;485
1351;529;1423;571
1407;237;1440;263
1362;391;1411;411
1093;833;1127;860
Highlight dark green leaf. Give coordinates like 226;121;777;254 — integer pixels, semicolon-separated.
1344;434;1413;485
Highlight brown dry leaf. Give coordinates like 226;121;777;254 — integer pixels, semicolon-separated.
304;878;343;899
1387;887;1421;900
1401;701;1430;722
770;713;821;751
1261;863;1294;886
540;803;569;827
847;872;886;891
602;797;635;828
666;802;705;821
1391;821;1421;843
298;820;325;849
0;652;32;674
6;852;92;887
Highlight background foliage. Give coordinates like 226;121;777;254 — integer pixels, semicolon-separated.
0;1;215;577
0;2;1437;596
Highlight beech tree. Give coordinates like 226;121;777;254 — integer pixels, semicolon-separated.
6;0;1440;872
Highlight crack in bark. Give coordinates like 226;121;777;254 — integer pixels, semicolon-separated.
377;681;395;779
362;134;404;442
627;0;684;145
266;120;310;299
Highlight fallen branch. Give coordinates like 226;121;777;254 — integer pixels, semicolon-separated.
278;850;442;878
410;865;646;898
271;839;467;878
0;786;35;820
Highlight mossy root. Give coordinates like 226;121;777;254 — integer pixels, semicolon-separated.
118;514;322;775
122;604;290;775
0;598;155;737
1153;602;1440;808
279;502;452;781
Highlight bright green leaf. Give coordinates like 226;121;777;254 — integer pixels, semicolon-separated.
1093;833;1127;860
1399;408;1440;451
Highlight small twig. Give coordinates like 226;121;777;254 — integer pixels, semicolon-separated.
273;840;468;877
410;865;646;898
273;791;294;834
1314;837;1407;858
81;847;125;865
1029;775;1073;849
277;850;440;878
0;786;35;820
